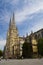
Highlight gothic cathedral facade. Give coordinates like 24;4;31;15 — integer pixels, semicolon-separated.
4;13;39;59
4;14;21;59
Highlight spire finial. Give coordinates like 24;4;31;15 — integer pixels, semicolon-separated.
9;18;11;27
13;12;14;21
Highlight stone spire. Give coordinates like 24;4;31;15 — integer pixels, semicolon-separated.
9;18;11;29
5;13;20;59
9;13;16;30
11;13;16;27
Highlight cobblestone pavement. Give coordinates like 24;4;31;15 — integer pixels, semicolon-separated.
0;59;43;65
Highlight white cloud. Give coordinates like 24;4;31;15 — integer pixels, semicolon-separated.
0;11;11;24
1;0;43;50
27;20;43;35
10;0;19;5
0;40;6;46
31;21;43;32
0;40;6;50
15;0;43;24
1;0;43;25
4;0;19;6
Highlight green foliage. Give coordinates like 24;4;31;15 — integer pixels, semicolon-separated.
38;38;43;56
22;41;32;58
0;50;3;57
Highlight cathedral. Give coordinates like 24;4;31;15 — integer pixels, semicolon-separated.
4;13;43;59
4;14;25;59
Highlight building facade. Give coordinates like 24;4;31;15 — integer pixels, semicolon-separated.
25;33;38;58
30;32;38;57
34;29;43;39
4;14;25;59
26;29;43;58
4;14;43;59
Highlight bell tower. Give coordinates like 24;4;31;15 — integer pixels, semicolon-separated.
5;13;20;59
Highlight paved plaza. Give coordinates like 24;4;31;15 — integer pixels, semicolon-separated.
0;59;43;65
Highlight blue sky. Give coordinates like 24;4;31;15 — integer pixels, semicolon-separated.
0;0;43;50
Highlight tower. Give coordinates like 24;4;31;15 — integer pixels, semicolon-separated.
5;13;20;59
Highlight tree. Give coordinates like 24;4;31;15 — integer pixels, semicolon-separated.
0;50;3;57
22;39;32;58
38;38;43;56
